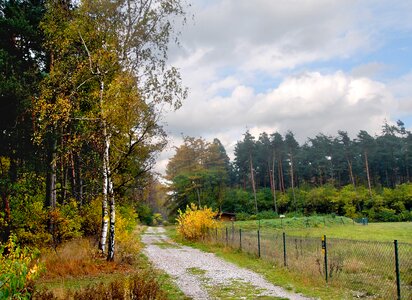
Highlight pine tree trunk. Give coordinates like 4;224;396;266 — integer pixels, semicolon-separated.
46;134;57;209
74;154;83;206
347;158;356;189
278;158;285;192
250;154;258;214
1;193;11;243
45;133;57;246
290;154;297;213
196;188;201;207
271;155;278;214
364;150;372;198
269;162;273;192
61;158;68;205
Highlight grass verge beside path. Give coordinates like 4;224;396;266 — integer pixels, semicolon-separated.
34;226;187;299
165;226;351;300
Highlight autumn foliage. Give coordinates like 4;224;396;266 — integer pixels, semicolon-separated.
176;204;220;241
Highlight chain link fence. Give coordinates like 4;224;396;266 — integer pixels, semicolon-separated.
206;226;412;299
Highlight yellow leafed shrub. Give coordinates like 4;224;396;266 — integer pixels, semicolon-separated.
176;203;220;240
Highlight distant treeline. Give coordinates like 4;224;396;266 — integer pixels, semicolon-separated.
166;121;412;221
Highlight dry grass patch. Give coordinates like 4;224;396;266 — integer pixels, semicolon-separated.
33;271;167;300
39;238;134;280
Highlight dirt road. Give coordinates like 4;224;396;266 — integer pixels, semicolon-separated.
142;227;312;300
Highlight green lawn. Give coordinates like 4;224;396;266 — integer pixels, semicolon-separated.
234;217;412;243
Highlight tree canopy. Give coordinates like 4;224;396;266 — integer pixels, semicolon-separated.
0;0;189;261
166;121;412;222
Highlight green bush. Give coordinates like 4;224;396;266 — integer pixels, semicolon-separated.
398;210;412;221
9;174;51;247
374;208;399;222
80;198;102;236
50;201;82;245
0;235;42;299
152;213;163;225
118;205;138;232
135;203;153;225
235;212;250;221
256;210;278;220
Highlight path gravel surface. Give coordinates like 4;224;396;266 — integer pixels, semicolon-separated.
142;227;312;300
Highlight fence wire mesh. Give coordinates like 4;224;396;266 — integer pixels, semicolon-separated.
206;226;412;300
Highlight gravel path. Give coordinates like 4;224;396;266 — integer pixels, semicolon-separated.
142;227;312;300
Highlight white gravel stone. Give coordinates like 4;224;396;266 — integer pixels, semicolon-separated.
142;227;313;300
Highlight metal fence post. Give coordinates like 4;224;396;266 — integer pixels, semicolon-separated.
225;227;228;246
322;235;328;282
258;230;261;258
239;228;242;251
283;232;287;267
215;227;218;242
394;240;401;300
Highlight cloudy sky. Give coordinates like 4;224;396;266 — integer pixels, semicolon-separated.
156;0;412;174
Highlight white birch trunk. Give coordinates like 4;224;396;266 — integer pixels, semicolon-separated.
99;80;109;253
107;175;115;261
99;121;110;253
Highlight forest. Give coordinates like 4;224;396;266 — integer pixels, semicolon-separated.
166;123;412;222
0;0;187;262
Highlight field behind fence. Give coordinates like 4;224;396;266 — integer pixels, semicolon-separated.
207;226;412;299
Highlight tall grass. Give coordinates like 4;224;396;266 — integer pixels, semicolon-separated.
33;272;167;299
39;238;133;280
34;226;186;299
211;225;412;300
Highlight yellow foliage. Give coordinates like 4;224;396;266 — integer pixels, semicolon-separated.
176;203;220;241
115;208;140;263
0;235;43;298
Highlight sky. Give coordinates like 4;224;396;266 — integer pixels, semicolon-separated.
156;0;412;175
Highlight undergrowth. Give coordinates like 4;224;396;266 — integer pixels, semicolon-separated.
33;271;167;300
34;226;185;299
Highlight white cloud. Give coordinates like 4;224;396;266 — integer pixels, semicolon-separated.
155;1;412;175
351;62;389;78
157;71;396;173
387;71;412;121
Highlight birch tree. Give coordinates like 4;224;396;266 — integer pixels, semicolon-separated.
35;0;188;260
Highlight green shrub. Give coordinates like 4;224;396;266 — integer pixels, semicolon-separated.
235;212;250;221
136;203;153;225
374;208;399;222
152;213;163;225
0;235;42;299
80;198;101;236
398;210;412;221
256;210;278;220
50;201;82;245
118;205;139;232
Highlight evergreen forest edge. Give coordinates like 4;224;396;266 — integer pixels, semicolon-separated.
166;124;412;223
